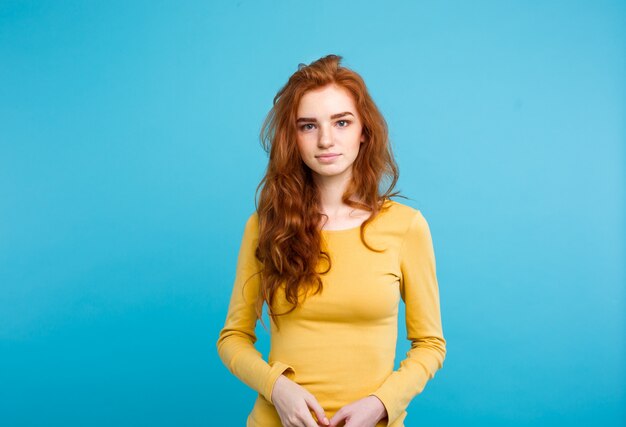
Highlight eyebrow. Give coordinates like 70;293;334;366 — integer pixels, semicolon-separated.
296;111;355;123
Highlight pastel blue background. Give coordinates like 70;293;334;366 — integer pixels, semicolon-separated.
1;1;624;426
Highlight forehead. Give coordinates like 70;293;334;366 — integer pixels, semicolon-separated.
297;84;357;117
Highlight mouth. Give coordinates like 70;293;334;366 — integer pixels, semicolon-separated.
315;153;341;164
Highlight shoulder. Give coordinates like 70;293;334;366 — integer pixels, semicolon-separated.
378;199;428;230
245;211;259;228
241;211;260;240
387;202;436;265
366;200;431;247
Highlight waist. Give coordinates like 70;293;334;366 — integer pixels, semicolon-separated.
248;395;406;427
269;347;395;410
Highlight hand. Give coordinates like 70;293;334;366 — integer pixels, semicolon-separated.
328;396;387;427
271;374;330;427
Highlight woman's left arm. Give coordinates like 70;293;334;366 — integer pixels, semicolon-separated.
329;210;446;427
369;210;447;426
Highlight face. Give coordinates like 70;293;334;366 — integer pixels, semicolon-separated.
295;84;365;183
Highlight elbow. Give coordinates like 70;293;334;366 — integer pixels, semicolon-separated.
432;336;447;375
412;335;447;369
216;332;225;360
430;335;446;367
216;328;234;361
215;328;256;364
426;336;446;369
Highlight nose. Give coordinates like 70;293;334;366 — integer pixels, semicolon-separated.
318;124;333;148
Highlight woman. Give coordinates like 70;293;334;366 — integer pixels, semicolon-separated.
217;54;446;427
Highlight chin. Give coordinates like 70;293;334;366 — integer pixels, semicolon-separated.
315;169;351;178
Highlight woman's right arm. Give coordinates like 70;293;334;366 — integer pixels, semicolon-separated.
216;214;329;426
216;213;295;403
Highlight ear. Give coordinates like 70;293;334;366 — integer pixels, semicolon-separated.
360;133;365;144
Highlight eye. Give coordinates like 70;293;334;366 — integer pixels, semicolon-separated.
336;120;350;127
299;123;316;131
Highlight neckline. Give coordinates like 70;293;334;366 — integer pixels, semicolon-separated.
321;223;363;234
320;200;395;234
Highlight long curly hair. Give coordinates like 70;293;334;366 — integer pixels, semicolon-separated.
254;54;399;326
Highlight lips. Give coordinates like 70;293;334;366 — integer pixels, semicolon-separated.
315;153;341;164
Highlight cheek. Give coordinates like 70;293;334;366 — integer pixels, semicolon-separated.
296;136;315;156
295;136;305;154
347;125;363;143
347;129;364;151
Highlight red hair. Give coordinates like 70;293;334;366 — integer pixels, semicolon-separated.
254;54;399;326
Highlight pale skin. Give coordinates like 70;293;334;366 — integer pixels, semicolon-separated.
270;84;388;427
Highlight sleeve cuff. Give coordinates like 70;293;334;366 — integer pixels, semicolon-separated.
263;361;296;404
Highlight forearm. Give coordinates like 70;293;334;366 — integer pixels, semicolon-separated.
217;331;294;402
370;335;446;424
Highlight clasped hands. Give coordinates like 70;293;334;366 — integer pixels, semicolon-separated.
271;374;388;427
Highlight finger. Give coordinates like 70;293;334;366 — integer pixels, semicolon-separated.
304;395;329;426
328;409;349;427
301;407;322;427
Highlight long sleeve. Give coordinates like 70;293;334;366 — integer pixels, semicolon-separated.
370;210;447;426
216;213;295;403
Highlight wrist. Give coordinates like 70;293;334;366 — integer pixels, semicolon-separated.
271;375;288;402
369;395;388;421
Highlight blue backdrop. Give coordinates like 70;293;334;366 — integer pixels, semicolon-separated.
1;1;624;426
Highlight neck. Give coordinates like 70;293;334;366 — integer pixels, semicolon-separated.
314;171;353;216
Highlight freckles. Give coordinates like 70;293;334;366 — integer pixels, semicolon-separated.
298;136;313;148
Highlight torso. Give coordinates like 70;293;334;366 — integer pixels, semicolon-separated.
249;200;417;427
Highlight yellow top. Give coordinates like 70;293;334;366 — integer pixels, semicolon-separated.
216;200;446;426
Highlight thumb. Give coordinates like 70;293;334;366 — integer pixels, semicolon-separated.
304;395;329;426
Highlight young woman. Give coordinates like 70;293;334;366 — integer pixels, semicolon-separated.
217;54;446;427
